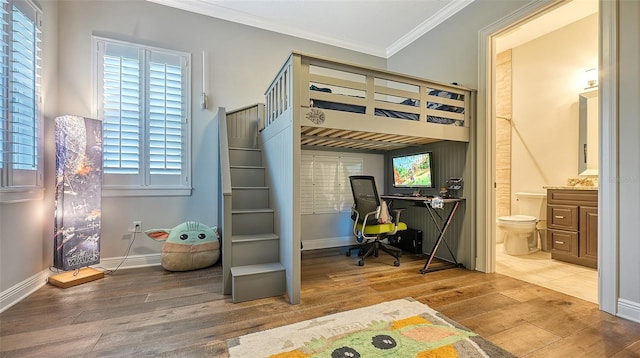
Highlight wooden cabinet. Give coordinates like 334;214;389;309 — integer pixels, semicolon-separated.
547;189;598;268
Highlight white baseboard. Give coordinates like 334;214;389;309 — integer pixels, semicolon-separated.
618;298;640;324
301;236;356;251
0;270;49;313
95;253;161;271
0;253;161;314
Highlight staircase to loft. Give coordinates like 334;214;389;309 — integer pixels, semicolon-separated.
219;104;285;303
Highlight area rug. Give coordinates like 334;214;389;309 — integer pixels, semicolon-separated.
227;297;515;357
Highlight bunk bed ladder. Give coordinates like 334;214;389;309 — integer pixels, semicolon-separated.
222;104;286;303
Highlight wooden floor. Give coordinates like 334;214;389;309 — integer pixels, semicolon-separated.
2;248;640;357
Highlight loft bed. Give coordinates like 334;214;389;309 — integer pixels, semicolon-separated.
263;51;475;151
257;52;476;304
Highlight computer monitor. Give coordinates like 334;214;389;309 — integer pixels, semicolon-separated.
392;151;434;188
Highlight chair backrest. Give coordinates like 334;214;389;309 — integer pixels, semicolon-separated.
349;175;381;225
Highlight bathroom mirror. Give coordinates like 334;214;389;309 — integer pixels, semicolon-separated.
578;90;598;176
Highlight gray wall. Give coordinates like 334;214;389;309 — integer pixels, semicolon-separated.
0;0;385;293
2;0;638;320
618;0;640;318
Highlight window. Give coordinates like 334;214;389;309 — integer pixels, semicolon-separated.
94;37;191;196
301;154;363;214
0;0;43;203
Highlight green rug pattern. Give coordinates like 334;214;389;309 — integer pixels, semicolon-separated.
227;297;515;357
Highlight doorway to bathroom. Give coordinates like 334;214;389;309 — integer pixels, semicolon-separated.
489;0;599;304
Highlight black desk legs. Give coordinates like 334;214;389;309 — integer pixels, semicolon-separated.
420;201;463;274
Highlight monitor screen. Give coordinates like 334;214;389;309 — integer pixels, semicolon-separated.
392;152;434;188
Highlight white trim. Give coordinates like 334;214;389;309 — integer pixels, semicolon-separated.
477;0;561;273
0;270;48;313
0;254;161;314
96;253;161;271
102;187;192;197
0;187;44;203
598;0;618;315
479;0;618;316
617;299;640;324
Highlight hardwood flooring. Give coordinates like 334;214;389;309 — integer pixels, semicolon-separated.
1;248;640;357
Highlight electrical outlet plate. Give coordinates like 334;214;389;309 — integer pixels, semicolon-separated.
133;221;142;233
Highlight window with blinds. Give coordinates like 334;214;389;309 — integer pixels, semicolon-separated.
300;154;363;214
94;37;191;195
0;0;42;195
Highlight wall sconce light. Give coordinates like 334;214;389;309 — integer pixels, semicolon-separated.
584;68;598;90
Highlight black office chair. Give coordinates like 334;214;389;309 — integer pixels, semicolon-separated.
346;175;407;266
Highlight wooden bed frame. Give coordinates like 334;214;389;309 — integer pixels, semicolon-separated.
264;51;475;151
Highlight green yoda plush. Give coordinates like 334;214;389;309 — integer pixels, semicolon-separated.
145;221;220;271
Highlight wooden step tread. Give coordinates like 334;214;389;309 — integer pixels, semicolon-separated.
231;262;284;277
232;233;279;243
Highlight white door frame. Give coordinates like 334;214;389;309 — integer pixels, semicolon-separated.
476;0;618;314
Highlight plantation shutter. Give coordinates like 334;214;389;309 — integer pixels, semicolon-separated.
300;154;314;214
97;37;189;190
100;42;142;176
0;0;7;171
1;0;41;187
339;157;363;212
300;155;363;214
148;51;183;176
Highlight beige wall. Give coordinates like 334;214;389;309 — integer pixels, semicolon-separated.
510;14;598;201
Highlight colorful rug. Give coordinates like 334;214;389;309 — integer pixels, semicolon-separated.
227;297;515;357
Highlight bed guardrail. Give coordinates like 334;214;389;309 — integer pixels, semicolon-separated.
264;52;472;132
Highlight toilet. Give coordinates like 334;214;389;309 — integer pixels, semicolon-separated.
497;192;547;255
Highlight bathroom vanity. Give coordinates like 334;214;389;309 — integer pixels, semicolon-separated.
546;188;598;268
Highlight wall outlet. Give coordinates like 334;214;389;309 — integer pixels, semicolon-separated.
133;221;142;233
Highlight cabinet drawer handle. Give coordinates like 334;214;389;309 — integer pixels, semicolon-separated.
555;240;565;245
555;215;565;219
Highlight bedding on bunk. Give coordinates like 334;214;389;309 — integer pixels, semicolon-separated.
309;85;464;125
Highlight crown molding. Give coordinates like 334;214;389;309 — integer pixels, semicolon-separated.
386;0;475;58
148;0;473;59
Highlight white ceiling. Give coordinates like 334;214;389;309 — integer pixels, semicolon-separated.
147;0;474;58
148;0;598;58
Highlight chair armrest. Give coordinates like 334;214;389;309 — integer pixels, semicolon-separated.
385;209;405;236
352;208;378;240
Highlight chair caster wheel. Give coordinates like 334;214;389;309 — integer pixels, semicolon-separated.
393;261;400;267
358;260;365;266
346;251;351;257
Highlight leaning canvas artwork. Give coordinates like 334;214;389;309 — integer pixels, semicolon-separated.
54;115;103;271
